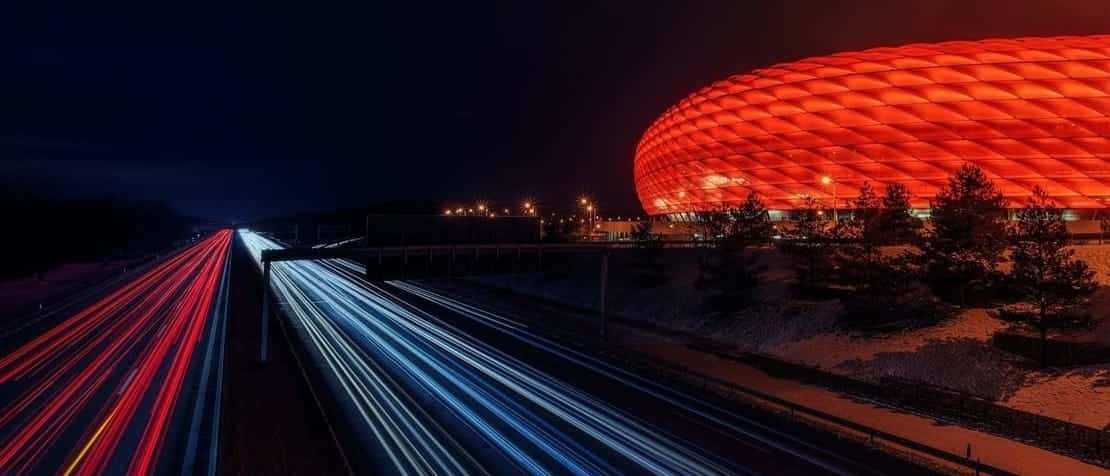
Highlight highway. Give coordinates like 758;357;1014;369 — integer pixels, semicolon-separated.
241;230;923;475
0;230;232;475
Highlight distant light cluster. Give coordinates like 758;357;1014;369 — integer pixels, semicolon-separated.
635;35;1110;214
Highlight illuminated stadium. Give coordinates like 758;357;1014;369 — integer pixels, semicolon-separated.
634;35;1110;218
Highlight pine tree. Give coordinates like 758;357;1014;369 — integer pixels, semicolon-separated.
695;192;772;315
693;206;731;242
629;220;667;287
852;182;881;242
839;184;883;287
792;196;822;240
840;251;928;328
731;191;774;247
873;183;921;245
781;196;838;294
921;164;1008;305
1010;186;1097;366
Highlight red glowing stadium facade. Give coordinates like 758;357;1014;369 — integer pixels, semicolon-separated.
634;35;1110;217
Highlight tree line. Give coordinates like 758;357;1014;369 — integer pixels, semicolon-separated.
2;189;192;280
633;164;1098;366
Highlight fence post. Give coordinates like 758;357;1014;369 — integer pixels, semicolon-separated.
260;259;272;363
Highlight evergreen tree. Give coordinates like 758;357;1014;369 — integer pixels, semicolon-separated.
873;183;922;245
695;192;772;314
839;185;882;287
792;196;822;240
692;206;731;242
840;251;932;328
731;192;774;246
1010;187;1097;366
837;182;934;328
852;182;881;242
781;196;838;294
921;164;1008;304
628;220;667;287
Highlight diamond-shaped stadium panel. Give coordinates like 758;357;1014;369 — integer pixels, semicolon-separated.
634;35;1110;215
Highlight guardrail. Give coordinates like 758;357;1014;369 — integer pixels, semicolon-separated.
705;346;1110;471
591;344;1019;476
256;242;660;361
445;277;1027;475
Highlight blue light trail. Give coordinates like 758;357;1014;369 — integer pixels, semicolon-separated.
238;230;740;475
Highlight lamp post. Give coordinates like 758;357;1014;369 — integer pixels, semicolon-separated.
579;197;597;240
821;175;837;221
524;201;541;240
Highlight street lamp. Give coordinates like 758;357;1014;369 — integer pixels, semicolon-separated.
821;175;837;221
523;201;540;239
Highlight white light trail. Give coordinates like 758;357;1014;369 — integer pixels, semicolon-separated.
237;230;738;475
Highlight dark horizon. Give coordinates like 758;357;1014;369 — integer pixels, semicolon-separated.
4;1;1110;222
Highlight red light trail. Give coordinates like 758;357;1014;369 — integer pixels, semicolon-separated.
0;230;232;475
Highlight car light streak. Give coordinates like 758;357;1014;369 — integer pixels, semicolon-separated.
239;230;737;475
0;230;232;475
387;281;859;475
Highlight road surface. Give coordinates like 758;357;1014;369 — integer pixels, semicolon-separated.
241;230;930;475
0;230;232;475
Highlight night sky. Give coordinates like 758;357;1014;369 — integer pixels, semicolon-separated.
3;1;1110;223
